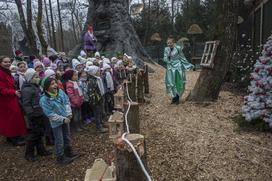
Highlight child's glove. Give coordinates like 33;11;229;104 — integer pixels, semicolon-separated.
63;118;71;124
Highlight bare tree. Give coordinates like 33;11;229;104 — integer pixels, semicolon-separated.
15;0;39;55
48;0;57;49
36;0;48;55
44;0;52;46
56;0;64;51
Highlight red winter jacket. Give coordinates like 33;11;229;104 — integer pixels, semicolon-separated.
66;81;84;108
0;68;26;137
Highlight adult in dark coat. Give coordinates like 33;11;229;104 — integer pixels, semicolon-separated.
0;56;26;145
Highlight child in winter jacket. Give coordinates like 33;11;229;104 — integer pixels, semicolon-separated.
40;77;78;165
64;70;84;132
102;63;115;115
21;69;51;161
85;66;108;133
79;71;92;124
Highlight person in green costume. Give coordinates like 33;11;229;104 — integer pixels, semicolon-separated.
163;35;194;104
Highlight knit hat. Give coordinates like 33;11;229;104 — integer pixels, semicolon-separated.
34;61;44;70
44;69;55;78
80;50;87;57
15;50;23;57
103;58;110;64
95;52;100;57
85;65;99;76
43;57;51;67
72;59;81;70
33;58;40;64
102;63;111;71
25;68;36;82
111;57;117;63
86;61;93;68
62;69;75;80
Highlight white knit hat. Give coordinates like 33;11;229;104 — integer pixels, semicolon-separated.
102;63;111;71
103;58;111;64
85;65;99;76
72;59;81;70
44;69;55;78
94;52;100;57
25;68;36;82
80;50;87;57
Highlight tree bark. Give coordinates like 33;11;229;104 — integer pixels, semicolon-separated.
115;134;147;181
56;0;64;51
15;0;39;56
44;0;52;46
187;0;239;102
48;0;57;49
71;0;153;67
36;0;48;55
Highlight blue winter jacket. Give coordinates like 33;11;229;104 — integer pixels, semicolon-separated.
39;89;72;128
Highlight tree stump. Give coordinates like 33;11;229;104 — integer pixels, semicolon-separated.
115;134;147;181
123;102;139;134
127;75;137;102
137;71;145;103
143;65;149;94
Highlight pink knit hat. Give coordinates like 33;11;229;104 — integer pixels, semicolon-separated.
43;57;51;67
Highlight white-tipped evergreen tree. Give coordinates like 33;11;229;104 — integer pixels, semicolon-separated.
242;35;272;126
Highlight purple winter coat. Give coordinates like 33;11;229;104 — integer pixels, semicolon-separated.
84;32;97;51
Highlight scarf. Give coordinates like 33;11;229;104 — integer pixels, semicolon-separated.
96;76;105;96
18;71;25;90
46;91;58;98
69;80;83;97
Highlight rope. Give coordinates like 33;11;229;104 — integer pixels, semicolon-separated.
120;80;152;181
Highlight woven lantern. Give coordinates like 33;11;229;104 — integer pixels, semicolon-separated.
150;33;162;42
187;24;203;35
108;111;124;139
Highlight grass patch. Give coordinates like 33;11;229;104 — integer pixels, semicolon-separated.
232;115;272;133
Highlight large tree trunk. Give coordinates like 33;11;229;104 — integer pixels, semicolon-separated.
36;0;48;55
48;0;57;50
71;0;153;67
44;0;52;46
187;0;239;102
56;0;64;51
15;0;39;56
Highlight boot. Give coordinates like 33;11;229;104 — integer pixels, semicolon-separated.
64;147;80;159
7;137;25;146
36;139;52;156
46;136;54;146
97;127;108;134
25;141;37;162
57;155;74;165
75;122;82;132
175;95;180;105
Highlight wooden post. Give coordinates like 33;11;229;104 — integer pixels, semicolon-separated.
137;70;144;103
123;102;139;134
115;134;147;181
143;65;149;94
127;75;137;102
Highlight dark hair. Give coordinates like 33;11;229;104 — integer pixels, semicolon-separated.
167;35;175;41
17;62;26;67
0;56;9;63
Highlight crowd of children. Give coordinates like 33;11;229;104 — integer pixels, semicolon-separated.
0;49;137;165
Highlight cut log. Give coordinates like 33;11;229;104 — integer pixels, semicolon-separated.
127;75;137;102
137;70;145;104
114;87;125;111
115;134;147;181
108;111;124;139
123;102;139;134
